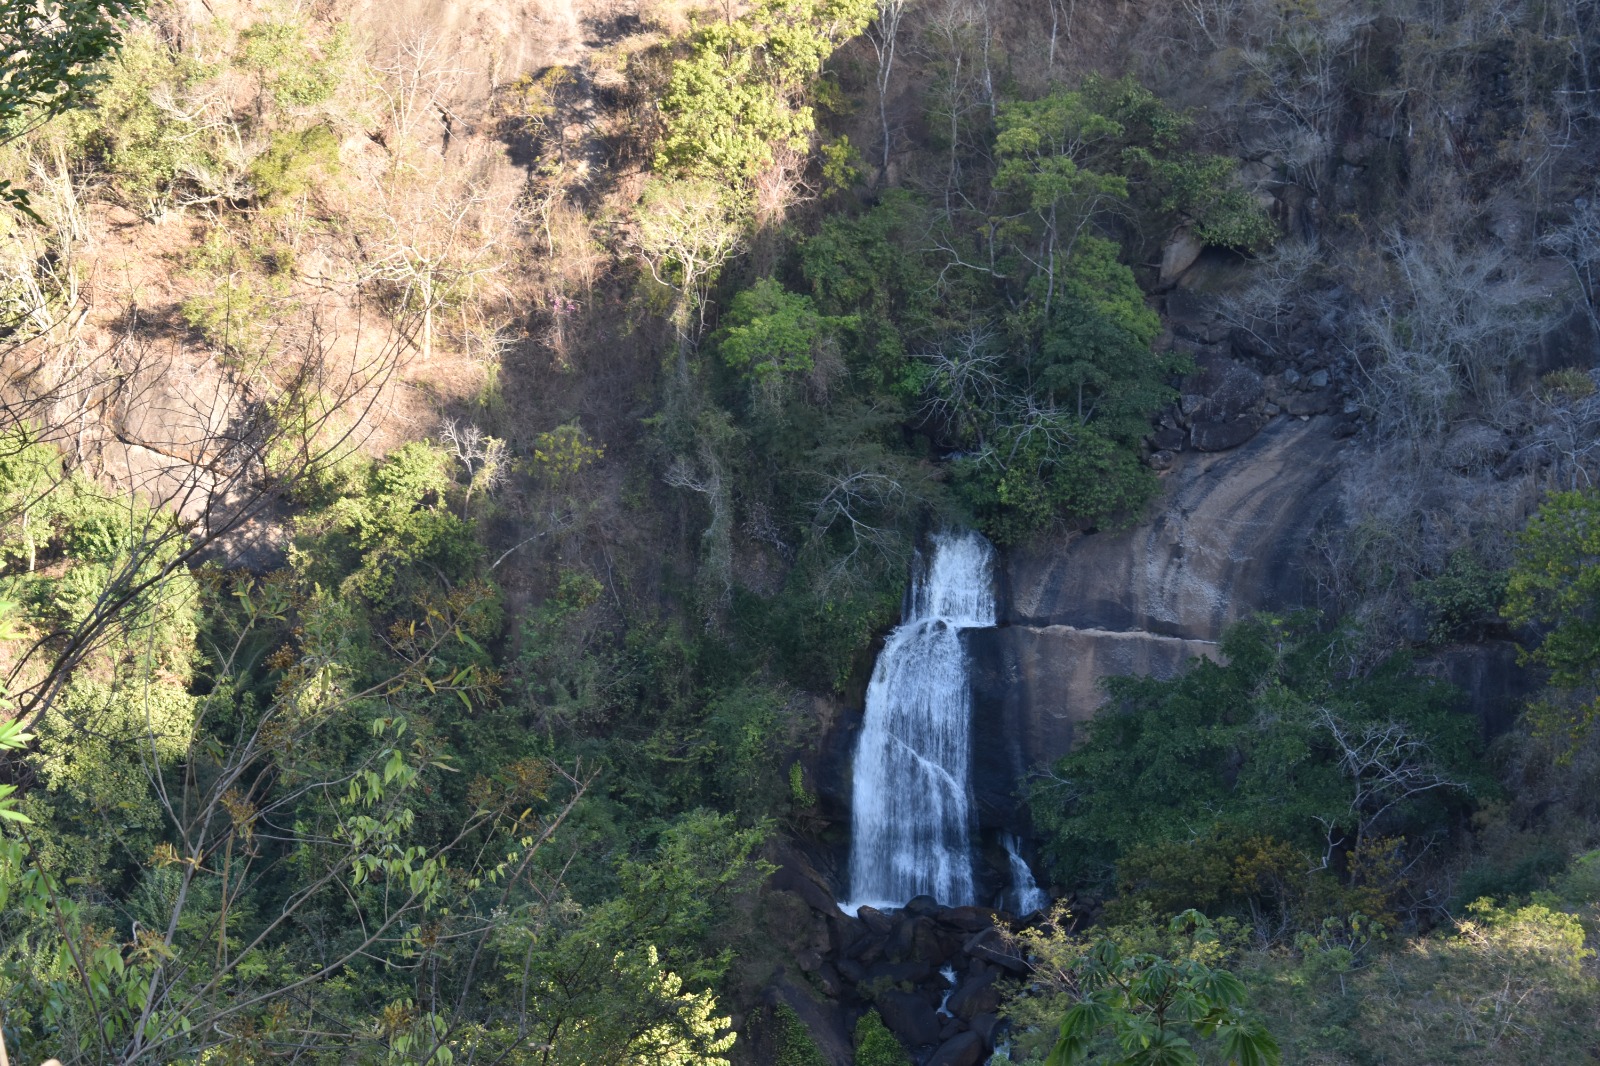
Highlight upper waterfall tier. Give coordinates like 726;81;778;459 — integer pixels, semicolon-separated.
844;530;995;913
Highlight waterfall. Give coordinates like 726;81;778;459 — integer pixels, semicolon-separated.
844;530;995;913
1000;833;1050;916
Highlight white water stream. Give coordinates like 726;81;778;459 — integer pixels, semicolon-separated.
1000;832;1050;916
844;531;995;913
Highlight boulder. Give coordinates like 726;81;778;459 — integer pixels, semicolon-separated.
848;933;886;966
814;962;844;998
857;906;895;935
880;915;957;968
1160;228;1205;285
1184;355;1265;423
876;989;942;1047
962;928;1030;976
936;906;998;934
926;1031;987;1066
1283;386;1338;416
1152;424;1187;451
905;895;941;917
770;861;844;918
865;960;933;988
946;969;1002;1020
971;1012;1005;1049
1191;414;1266;452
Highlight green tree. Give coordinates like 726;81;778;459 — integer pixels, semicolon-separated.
1036;911;1281;1066
1504;489;1600;746
1028;616;1482;902
715;277;852;384
655;0;873;185
0;0;145;215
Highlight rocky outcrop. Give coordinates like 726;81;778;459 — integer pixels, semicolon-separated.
1005;415;1348;639
756;851;1045;1065
959;415;1351;823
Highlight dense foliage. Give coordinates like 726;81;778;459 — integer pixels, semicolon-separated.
1031;616;1486;921
4;0;1600;1061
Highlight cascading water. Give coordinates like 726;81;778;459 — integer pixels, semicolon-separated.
844;530;995;913
999;833;1050;916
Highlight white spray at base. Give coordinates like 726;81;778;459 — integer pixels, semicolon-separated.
842;531;995;914
1000;832;1050;916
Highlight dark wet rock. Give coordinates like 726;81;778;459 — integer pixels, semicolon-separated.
947;968;1002;1020
877;989;942;1047
905;895;941;917
927;1030;987;1066
971;1012;1005;1049
938;1016;966;1040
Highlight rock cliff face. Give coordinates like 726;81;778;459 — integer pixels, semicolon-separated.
1003;414;1348;639
963;414;1351;828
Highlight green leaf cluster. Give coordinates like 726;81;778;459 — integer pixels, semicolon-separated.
1029;615;1486;906
655;0;874;185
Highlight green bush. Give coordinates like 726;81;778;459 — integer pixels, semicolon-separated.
853;1009;910;1066
772;1004;827;1066
248;123;340;202
1415;548;1508;643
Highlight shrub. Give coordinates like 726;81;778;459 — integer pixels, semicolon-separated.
854;1009;910;1066
771;1004;826;1066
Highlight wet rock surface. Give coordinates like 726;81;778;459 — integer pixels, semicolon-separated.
758;848;1046;1064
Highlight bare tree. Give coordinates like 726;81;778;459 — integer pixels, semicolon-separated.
914;323;1009;444
866;0;910;182
631;178;747;341
371;31;468;158
1352;236;1552;450
440;417;509;511
665;452;735;614
360;164;509;364
1317;708;1466;857
808;468;916;587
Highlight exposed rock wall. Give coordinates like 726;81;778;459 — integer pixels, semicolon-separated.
1004;415;1349;639
960;414;1351;825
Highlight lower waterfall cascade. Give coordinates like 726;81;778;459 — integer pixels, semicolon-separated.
1000;832;1050;916
843;530;996;913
